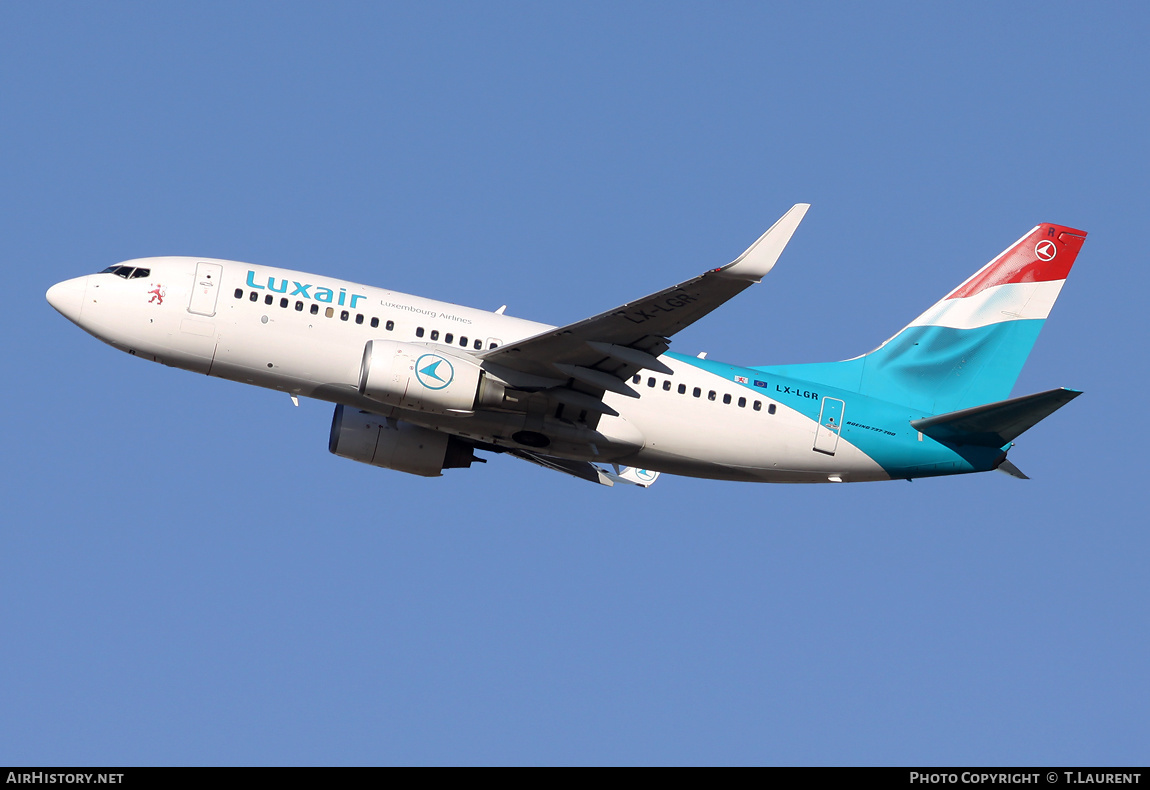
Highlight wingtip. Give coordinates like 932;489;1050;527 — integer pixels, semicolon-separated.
717;203;810;282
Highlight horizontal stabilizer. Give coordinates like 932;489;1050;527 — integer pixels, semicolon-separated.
504;451;659;488
911;387;1082;447
996;458;1030;479
605;466;661;487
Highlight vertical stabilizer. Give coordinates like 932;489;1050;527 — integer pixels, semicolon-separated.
758;223;1087;413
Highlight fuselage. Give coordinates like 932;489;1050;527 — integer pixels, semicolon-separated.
46;256;1006;483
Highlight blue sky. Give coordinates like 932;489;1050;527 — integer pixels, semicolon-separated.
2;1;1147;765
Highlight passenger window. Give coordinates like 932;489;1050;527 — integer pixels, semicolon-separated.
723;394;731;405
647;377;656;388
753;401;762;411
708;391;716;401
738;397;746;407
370;317;379;328
386;320;394;331
234;288;243;299
280;298;288;308
265;294;273;305
295;301;304;311
474;339;482;350
416;327;424;338
678;384;686;394
430;330;439;341
355;314;364;325
633;375;641;384
340;310;349;321
489;342;499;349
445;333;453;344
768;404;777;415
460;336;468;347
311;304;319;315
663;381;671;391
325;307;334;318
693;387;701;398
249;292;258;302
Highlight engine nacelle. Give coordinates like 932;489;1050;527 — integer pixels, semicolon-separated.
328;404;479;477
358;340;505;413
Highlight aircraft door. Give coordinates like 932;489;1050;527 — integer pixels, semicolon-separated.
188;262;224;317
813;397;845;455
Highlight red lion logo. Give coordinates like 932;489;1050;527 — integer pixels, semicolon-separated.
148;284;165;305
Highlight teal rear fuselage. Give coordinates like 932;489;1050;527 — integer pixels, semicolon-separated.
671;351;1009;480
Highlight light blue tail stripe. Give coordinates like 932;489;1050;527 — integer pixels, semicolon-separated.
752;320;1046;413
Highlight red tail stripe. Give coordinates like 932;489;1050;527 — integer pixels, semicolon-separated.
947;224;1087;300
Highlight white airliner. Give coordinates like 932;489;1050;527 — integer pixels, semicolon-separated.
46;205;1086;487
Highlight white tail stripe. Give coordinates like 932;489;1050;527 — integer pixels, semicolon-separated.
907;280;1065;331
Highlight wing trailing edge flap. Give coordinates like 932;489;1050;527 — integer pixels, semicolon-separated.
586;341;673;374
507;450;617;486
547;386;620;416
911;387;1082;448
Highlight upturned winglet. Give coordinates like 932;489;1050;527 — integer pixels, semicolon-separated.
716;203;810;282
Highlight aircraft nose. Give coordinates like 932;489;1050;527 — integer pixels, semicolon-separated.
46;275;88;323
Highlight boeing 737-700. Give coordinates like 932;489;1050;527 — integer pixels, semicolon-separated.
45;204;1085;487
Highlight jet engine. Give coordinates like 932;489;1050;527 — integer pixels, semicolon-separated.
358;340;506;413
328;404;480;477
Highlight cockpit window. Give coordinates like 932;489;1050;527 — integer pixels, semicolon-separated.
98;265;150;279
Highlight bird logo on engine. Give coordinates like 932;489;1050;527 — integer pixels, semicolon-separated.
415;354;455;390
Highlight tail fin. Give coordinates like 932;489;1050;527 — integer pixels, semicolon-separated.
758;223;1087;413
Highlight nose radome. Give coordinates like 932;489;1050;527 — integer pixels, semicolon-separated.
46;276;87;323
